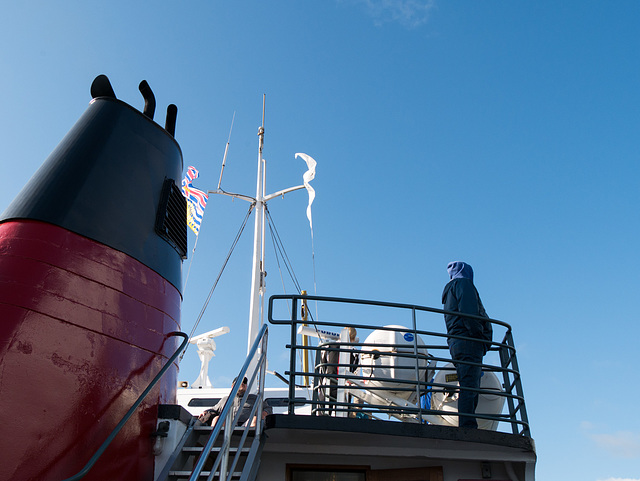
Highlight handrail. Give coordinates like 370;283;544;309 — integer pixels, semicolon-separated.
268;293;513;331
188;323;268;481
268;294;531;437
61;331;189;481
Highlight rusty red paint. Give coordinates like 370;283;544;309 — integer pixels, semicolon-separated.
0;220;181;481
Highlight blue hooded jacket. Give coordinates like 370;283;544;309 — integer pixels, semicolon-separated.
442;261;492;349
447;261;474;282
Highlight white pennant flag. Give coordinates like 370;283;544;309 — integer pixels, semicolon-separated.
296;153;316;229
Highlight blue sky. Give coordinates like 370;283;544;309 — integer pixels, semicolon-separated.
1;1;639;480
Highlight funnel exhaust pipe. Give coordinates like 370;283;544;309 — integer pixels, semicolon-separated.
90;75;176;136
90;75;117;99
138;80;156;120
165;104;178;137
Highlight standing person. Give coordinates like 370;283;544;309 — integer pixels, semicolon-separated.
442;261;492;428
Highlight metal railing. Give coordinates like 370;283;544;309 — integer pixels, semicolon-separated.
189;324;269;481
62;331;189;481
268;294;531;437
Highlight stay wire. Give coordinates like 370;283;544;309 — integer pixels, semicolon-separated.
265;207;323;343
267;207;299;290
265;207;302;293
268;221;292;297
180;204;255;361
265;208;317;377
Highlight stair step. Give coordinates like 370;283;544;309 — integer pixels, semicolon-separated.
183;446;251;453
164;423;260;481
169;470;242;479
194;425;256;435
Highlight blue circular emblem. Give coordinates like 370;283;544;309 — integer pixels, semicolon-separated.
403;332;414;342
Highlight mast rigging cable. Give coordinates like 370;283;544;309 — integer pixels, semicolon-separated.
180;205;254;361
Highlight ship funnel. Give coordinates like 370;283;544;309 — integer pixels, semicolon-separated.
1;76;186;291
139;80;156;119
0;75;188;481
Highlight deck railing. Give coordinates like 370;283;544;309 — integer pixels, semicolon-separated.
268;294;531;437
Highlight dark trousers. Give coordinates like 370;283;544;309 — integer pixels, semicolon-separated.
449;339;484;428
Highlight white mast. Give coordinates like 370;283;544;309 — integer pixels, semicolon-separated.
208;96;308;362
247;97;267;355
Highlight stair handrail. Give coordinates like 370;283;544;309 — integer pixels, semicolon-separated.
61;331;189;481
189;323;268;481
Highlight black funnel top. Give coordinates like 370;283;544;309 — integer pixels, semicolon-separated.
1;95;187;293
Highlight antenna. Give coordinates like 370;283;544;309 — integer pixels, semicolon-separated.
258;94;265;156
189;326;231;388
217;112;236;191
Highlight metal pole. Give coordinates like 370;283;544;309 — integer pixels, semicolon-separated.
288;297;298;415
411;308;423;422
301;290;310;386
247;97;266;357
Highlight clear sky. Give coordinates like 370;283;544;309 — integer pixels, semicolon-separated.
1;2;639;480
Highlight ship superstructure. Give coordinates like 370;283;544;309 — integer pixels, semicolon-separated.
0;75;536;481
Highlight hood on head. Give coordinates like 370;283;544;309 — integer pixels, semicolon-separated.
447;261;473;281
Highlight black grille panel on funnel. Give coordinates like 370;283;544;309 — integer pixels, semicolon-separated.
156;179;188;259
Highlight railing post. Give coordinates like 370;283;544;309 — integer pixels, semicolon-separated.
219;408;233;481
288;297;298;415
498;330;519;435
311;347;321;416
504;330;530;437
337;331;349;418
410;308;423;422
256;329;269;433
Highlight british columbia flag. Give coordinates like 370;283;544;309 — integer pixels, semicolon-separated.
181;166;208;235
